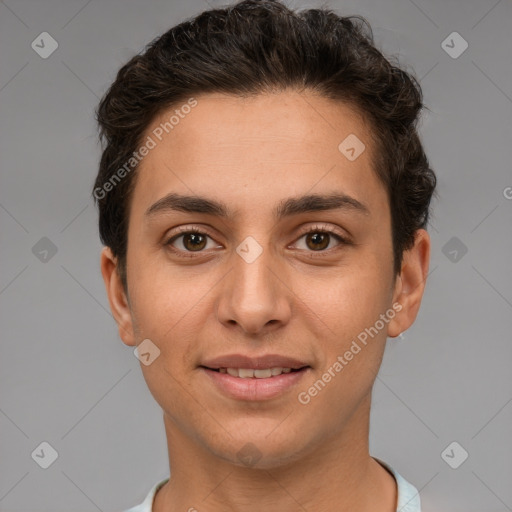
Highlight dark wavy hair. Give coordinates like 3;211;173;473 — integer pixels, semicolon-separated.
93;0;436;288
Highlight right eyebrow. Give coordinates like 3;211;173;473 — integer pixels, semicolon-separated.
145;193;234;218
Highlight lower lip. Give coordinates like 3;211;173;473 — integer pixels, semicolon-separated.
200;367;310;401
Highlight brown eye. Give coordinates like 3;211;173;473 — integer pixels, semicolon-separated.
305;232;330;251
165;228;218;254
294;227;348;252
182;232;207;251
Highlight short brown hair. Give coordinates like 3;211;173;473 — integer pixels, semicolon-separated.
93;0;436;287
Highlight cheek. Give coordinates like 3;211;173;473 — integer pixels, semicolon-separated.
129;268;202;412
297;259;392;340
129;260;208;333
293;253;393;396
127;261;218;387
295;276;390;427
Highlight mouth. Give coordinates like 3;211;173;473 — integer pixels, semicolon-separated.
199;355;311;401
201;366;309;378
199;354;312;400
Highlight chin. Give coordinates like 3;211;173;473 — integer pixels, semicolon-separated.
207;429;315;470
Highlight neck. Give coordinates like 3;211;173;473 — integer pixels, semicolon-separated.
154;393;397;512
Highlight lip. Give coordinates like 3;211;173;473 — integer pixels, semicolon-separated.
200;366;311;401
200;353;310;370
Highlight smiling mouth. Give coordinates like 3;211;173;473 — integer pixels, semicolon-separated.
201;366;309;378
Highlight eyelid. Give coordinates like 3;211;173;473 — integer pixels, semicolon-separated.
168;225;210;237
294;223;351;243
164;225;220;248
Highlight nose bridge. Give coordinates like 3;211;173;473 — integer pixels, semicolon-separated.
216;234;291;334
235;239;275;302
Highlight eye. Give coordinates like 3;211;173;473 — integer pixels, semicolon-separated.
165;227;220;255
293;225;350;252
164;224;350;258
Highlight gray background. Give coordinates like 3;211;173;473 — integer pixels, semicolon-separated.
1;0;511;510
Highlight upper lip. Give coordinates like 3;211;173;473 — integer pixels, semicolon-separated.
200;354;310;370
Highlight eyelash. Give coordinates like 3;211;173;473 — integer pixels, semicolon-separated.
164;225;351;258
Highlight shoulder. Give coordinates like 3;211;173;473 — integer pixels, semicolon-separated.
374;458;422;512
122;465;422;512
122;478;169;512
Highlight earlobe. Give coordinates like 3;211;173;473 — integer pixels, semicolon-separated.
100;247;136;346
388;229;431;338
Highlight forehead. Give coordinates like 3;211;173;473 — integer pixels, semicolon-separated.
131;90;385;219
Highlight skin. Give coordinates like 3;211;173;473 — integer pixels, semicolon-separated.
101;90;430;512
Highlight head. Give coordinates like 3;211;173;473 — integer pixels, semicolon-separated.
95;0;435;468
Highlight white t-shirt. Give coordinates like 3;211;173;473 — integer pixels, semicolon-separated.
123;458;421;512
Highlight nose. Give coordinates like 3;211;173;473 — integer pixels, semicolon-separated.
215;241;292;336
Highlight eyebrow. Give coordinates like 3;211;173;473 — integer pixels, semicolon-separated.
145;192;370;220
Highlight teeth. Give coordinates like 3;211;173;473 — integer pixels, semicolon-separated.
220;367;294;378
254;369;272;378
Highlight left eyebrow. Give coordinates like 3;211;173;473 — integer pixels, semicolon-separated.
274;192;369;218
144;192;370;220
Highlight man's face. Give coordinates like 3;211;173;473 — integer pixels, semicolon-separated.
116;91;402;466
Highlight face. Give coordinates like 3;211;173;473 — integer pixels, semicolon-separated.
102;90;429;469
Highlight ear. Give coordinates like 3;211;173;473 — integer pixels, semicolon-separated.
388;229;431;338
100;247;136;346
